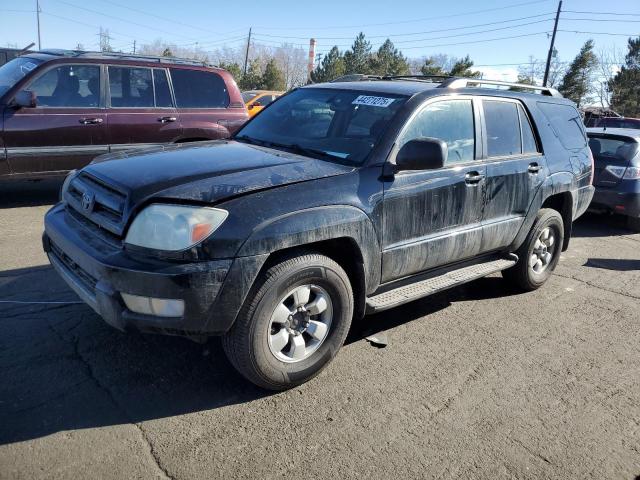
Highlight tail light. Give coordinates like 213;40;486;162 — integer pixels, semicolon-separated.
623;166;640;180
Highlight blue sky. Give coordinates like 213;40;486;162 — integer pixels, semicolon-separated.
1;0;639;79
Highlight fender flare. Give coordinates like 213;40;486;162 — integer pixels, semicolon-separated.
238;205;381;293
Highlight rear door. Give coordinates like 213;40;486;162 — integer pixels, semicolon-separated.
3;63;107;174
588;134;638;187
481;98;545;251
381;97;486;283
106;66;182;153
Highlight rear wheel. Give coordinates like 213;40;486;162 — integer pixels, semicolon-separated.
222;252;353;390
502;208;564;291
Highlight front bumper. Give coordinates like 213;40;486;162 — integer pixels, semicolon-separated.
43;204;267;336
590;186;640;218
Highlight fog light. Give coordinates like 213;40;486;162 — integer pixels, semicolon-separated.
121;293;184;317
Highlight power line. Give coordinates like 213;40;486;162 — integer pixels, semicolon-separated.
563;10;640;17
558;30;640;37
252;12;555;40
561;17;640;23
40;10;152;43
252;0;554;31
49;0;199;42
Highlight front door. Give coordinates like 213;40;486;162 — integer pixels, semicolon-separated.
106;66;182;153
3;63;107;174
381;97;486;283
480;99;545;251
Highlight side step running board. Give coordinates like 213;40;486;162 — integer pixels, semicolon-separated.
366;255;517;313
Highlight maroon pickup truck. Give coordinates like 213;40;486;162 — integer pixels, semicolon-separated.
0;49;248;180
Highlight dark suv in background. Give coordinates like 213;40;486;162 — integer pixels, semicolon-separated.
43;76;594;390
0;50;247;180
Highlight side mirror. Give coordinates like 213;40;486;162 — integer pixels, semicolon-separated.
396;137;447;171
12;90;37;109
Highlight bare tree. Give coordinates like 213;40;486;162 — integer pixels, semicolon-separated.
594;45;624;108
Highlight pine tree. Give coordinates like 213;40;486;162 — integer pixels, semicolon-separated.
558;40;598;108
162;48;173;57
310;47;345;83
219;62;243;82
420;57;446;76
449;55;480;78
239;59;262;90
609;37;640;117
261;59;286;90
369;39;410;76
343;33;372;75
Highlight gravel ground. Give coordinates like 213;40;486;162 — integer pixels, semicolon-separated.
1;180;639;480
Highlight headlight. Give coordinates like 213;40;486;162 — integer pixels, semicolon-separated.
60;169;77;202
125;204;228;251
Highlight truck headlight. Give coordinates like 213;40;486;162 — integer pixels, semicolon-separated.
125;204;228;251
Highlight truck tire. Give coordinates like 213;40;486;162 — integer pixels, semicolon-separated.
222;252;353;390
502;208;564;291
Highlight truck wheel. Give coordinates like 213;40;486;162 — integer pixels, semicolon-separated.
222;252;353;390
502;208;564;291
627;216;640;233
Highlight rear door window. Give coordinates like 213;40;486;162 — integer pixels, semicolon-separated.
153;69;173;108
538;102;587;150
518;105;539;154
483;100;521;157
108;66;154;108
170;69;229;108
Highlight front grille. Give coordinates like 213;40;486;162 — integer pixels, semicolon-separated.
66;173;128;237
50;241;97;292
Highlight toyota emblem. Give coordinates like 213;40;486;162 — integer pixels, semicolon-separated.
81;192;95;212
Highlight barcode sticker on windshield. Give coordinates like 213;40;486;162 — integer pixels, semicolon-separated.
352;95;395;107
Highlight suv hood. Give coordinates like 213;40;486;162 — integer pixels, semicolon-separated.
83;140;354;206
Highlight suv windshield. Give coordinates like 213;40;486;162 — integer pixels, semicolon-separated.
235;87;408;165
0;57;43;98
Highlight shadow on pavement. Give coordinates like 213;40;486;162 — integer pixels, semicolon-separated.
572;212;635;238
0;262;528;446
0;178;63;209
584;258;640;271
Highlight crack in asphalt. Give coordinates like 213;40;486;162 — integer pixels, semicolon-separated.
43;319;174;480
553;272;640;300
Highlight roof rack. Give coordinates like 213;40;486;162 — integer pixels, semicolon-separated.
34;49;213;67
439;78;562;97
383;75;452;83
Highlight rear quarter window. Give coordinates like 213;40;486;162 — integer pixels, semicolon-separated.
170;69;229;108
537;102;587;150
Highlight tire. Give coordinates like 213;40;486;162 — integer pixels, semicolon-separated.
502;208;564;291
626;216;640;233
222;252;353;390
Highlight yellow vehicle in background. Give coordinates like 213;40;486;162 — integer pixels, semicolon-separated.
242;90;284;118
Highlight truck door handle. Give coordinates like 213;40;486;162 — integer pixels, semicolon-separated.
79;117;103;125
158;116;177;123
465;171;485;185
528;162;541;173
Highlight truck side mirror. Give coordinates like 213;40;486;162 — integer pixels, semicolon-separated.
12;90;37;109
396;137;447;171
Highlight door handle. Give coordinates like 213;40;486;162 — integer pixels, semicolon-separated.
528;162;541;174
158;116;177;123
79;117;103;125
465;171;485;185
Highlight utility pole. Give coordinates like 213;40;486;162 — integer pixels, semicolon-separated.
36;0;42;50
133;40;136;54
543;0;562;87
243;27;252;75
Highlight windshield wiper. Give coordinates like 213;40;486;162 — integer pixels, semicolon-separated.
259;141;345;161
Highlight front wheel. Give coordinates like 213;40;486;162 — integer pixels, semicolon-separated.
222;252;353;390
502;208;564;291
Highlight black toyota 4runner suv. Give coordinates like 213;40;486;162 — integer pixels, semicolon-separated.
43;77;594;390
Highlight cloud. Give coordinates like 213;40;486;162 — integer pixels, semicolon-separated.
476;66;519;82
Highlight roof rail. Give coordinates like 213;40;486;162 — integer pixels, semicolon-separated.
34;49;213;67
330;74;383;82
439;77;562;97
383;75;453;83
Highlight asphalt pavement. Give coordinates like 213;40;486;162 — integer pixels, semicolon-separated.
1;180;639;479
